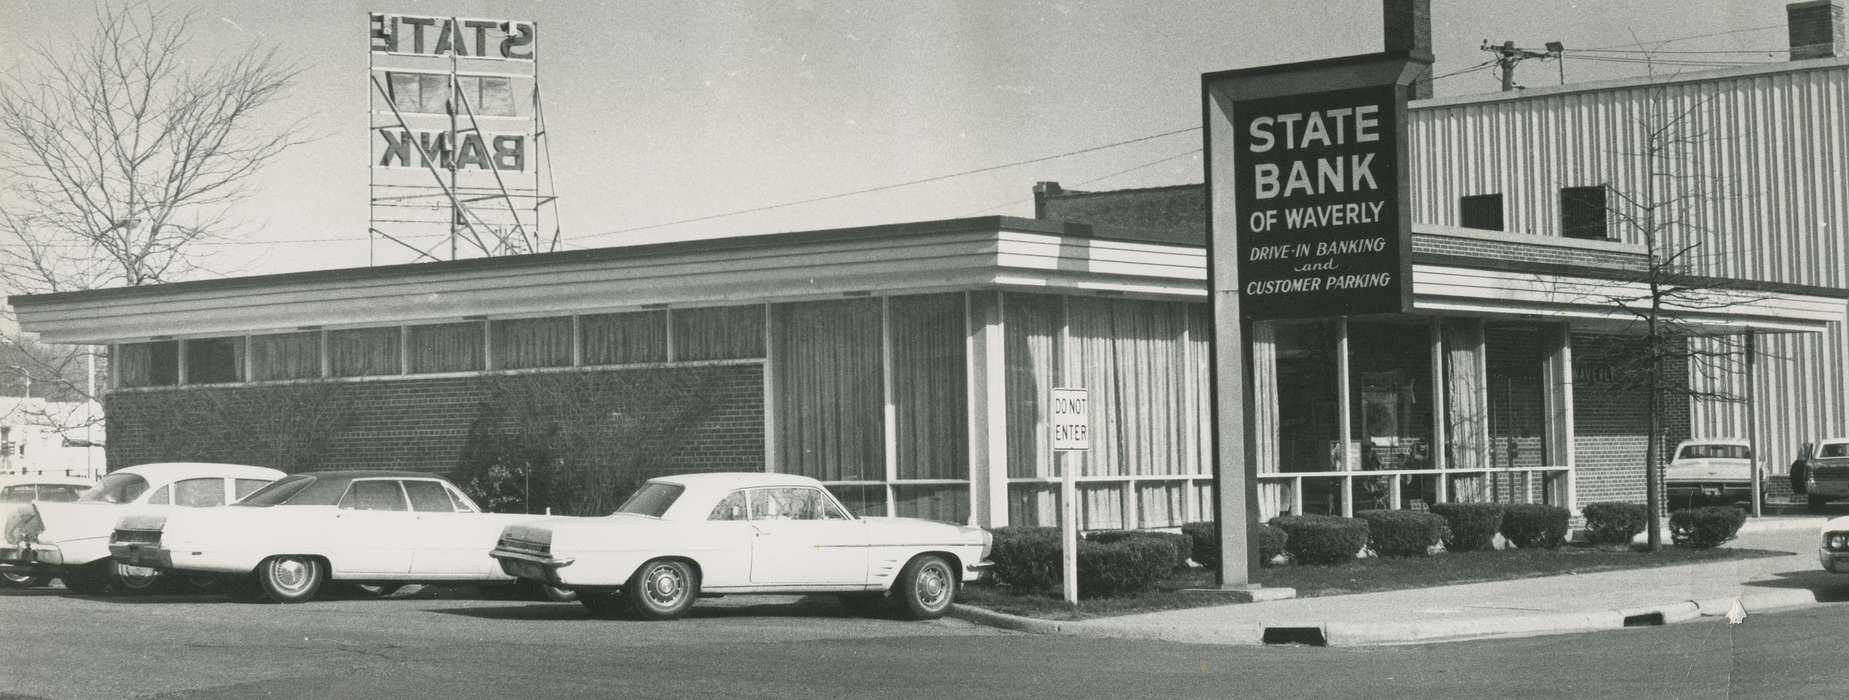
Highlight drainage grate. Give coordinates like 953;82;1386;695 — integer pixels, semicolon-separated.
1261;626;1328;646
1622;612;1665;627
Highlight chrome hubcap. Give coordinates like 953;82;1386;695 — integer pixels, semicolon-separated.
272;559;310;592
115;563;159;588
917;563;950;608
646;565;683;606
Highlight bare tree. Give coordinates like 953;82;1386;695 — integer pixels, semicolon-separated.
1576;59;1765;551
0;3;303;426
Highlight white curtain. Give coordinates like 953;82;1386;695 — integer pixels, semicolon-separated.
493;317;572;369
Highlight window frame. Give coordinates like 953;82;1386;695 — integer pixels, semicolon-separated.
337;479;411;512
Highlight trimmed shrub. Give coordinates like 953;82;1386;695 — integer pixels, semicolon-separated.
1428;503;1505;552
1179;521;1288;567
1354;509;1446;557
1086;530;1193;572
1077;537;1175;596
1670;506;1748;549
988;527;1061;591
1269;515;1369;565
1500;504;1571;549
1582;502;1649;546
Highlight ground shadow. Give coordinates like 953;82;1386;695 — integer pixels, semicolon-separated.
1741;569;1849;603
432;595;890;622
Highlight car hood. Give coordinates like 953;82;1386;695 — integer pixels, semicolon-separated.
1822;515;1849;533
1665;459;1751;481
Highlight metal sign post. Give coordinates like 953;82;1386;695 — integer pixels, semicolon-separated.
1051;387;1089;605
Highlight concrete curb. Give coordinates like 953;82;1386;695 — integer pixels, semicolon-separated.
950;584;1828;647
1739;516;1826;533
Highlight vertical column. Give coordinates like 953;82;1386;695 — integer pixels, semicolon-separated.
1430;318;1449;503
399;326;411;375
763;304;776;473
968;291;1010;528
319;331;331;379
570;315;583;368
176;339;189;386
881;296;898;516
242;336;254;383
1337;317;1354;517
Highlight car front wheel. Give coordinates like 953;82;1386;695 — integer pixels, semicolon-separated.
1;571;47;589
256;555;325;604
625;558;697;621
896;554;957;620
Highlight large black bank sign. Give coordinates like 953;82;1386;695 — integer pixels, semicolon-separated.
1207;54;1427;320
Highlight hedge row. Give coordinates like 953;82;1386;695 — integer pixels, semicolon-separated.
986;527;1187;597
1180;521;1287;568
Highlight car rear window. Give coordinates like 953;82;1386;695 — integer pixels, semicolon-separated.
1822;443;1849;459
79;473;148;504
36;485;83;502
1677;444;1750;460
235;474;317;506
616;483;683;517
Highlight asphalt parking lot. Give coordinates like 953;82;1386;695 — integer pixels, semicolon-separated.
0;585;1008;699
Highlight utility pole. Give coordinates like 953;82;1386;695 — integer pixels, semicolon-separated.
1482;40;1565;91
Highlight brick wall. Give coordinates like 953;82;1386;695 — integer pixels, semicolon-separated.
106;364;766;479
1571;334;1691;508
1412;232;1647;271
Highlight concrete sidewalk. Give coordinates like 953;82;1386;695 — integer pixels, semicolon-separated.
950;518;1848;647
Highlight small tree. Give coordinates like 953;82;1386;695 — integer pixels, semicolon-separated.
0;3;303;429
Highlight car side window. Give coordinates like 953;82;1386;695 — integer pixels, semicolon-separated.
174;478;228;508
443;485;479;513
37;485;82;502
709;491;747;521
792;488;847;520
0;486;32;503
750;487;844;521
402;480;455;513
339;480;408;511
1825;444;1849;459
145;485;172;505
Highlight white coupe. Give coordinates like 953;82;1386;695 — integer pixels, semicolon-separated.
2;462;285;594
490;472;993;621
109;469;545;603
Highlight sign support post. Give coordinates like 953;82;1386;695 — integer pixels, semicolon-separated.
1051;387;1089;605
1202;51;1427;597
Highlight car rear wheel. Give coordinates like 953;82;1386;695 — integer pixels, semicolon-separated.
625;559;697;621
896;554;957;620
110;561;164;593
256;555;325;604
1809;495;1830;513
1;571;47;589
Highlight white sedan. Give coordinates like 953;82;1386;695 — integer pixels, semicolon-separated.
2;462;285;594
490;472;993;621
110;469;543;603
1819;515;1849;573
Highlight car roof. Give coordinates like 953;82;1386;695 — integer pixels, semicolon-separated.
114;462;287;481
0;474;95;488
286;469;451;481
649;472;823;489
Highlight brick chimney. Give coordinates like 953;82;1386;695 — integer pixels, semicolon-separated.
1789;0;1845;60
1032;181;1064;219
1383;0;1433;98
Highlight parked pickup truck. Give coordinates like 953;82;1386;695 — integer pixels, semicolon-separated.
1792;438;1849;512
1663;439;1756;508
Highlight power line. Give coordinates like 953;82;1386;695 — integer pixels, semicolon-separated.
565;125;1202;245
957;147;1203;217
1582;24;1783;52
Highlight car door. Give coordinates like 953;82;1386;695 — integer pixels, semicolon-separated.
747;486;868;585
404;479;498;577
328;479;415;576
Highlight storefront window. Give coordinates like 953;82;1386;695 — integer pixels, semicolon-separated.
493;317;572;369
1348;321;1434;472
407;322;484;374
184;336;245;384
117;340;179;388
673;306;765;361
329;328;401;377
251;332;321;381
581;311;666;365
1271;320;1341;473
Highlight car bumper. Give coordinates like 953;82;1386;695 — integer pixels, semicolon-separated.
1665;482;1753;499
491;549;574;586
0;544;65;575
1820;549;1849;573
109;542;176;570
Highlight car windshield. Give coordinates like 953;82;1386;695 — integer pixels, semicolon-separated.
1678;444;1750;460
234;474;316;506
615;483;683;517
1821;443;1849;459
77;473;149;504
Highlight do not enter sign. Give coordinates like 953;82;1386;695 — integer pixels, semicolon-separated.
1051;387;1089;451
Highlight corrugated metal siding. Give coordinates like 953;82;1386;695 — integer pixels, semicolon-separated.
1410;62;1849;476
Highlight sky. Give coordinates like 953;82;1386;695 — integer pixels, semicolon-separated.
0;0;1798;281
